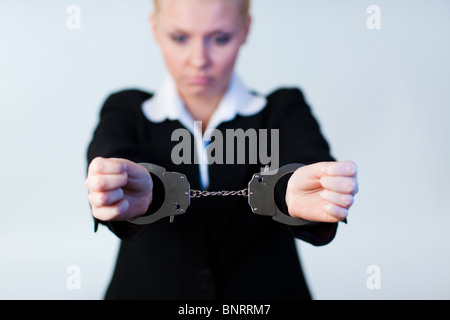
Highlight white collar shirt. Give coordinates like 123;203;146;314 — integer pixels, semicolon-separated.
142;72;267;189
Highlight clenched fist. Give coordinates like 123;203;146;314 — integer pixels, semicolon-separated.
286;161;358;223
85;157;153;222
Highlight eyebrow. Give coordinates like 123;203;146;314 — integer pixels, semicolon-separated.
165;24;234;36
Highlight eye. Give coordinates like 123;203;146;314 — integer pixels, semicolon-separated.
211;33;232;45
170;33;188;44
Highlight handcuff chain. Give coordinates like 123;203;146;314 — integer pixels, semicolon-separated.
130;163;314;226
190;188;249;199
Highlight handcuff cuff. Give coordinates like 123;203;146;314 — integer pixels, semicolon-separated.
127;163;312;227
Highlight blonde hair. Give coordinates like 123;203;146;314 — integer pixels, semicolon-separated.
153;0;250;18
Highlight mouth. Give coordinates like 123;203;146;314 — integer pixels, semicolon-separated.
187;76;214;85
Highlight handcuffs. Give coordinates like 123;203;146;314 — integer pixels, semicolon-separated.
127;163;312;226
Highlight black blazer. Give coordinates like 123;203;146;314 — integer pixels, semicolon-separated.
87;87;338;300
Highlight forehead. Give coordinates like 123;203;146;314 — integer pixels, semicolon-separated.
156;0;242;32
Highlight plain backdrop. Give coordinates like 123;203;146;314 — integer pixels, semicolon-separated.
1;0;449;299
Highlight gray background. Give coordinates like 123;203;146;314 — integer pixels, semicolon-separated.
1;0;449;299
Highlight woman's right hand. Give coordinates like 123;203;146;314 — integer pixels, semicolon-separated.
85;157;153;222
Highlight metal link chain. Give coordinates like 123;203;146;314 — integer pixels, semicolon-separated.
189;165;269;199
190;188;249;198
130;163;313;226
189;166;269;199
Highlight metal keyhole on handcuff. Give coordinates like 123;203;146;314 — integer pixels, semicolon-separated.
127;163;312;227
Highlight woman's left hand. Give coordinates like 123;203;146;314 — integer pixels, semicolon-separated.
285;160;358;223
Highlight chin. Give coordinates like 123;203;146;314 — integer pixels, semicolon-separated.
185;83;219;97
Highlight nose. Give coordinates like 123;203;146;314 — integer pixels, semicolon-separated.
189;39;210;69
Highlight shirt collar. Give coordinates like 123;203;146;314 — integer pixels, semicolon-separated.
141;72;267;133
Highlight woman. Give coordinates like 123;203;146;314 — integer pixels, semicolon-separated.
85;0;358;299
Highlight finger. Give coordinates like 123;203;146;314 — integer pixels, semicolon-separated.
324;203;348;221
92;199;130;222
322;160;357;177
289;161;334;191
299;161;333;179
88;157;127;175
320;189;354;209
88;189;124;207
86;172;128;192
320;176;358;195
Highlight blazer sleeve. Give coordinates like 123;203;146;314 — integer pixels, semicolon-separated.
266;88;339;246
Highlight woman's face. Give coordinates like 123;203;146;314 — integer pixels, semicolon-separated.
151;0;251;101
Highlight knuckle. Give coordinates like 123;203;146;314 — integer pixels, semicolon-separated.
87;193;93;205
91;208;104;221
91;157;105;172
88;192;102;207
109;208;121;221
324;203;347;222
346;180;356;193
98;192;108;205
322;210;339;223
343;194;354;207
94;176;106;190
320;189;329;198
92;206;120;222
347;161;357;174
335;206;348;220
